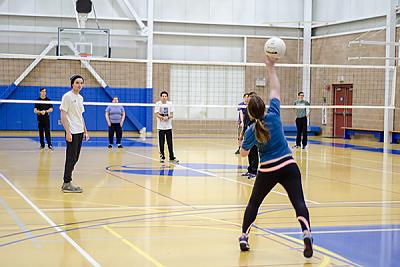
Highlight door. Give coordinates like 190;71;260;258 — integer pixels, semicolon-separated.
333;84;353;137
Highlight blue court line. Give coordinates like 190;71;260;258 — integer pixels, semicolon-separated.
0;196;41;248
108;163;247;177
267;224;400;267
2;135;400;154
0;136;153;147
286;137;400;155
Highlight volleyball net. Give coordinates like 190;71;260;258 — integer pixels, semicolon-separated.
0;53;398;142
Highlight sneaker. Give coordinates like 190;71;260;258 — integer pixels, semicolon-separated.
303;232;313;258
108;144;112;148
247;173;256;179
61;182;83;193
169;158;179;164
302;145;307;149
241;172;249;177
160;156;165;163
235;148;240;155
239;234;250;251
40;146;45;150
117;144;124;148
292;145;300;149
48;145;53;150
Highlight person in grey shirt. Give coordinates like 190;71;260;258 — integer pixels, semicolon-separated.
293;92;310;149
105;96;125;148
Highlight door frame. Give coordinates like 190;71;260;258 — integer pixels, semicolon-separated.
332;83;353;137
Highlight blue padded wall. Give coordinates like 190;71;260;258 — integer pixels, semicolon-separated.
0;85;153;131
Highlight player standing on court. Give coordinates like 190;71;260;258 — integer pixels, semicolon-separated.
60;75;89;193
155;91;179;164
293;92;310;149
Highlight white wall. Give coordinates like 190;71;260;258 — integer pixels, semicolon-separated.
0;0;147;20
0;0;394;60
154;0;303;26
313;0;386;23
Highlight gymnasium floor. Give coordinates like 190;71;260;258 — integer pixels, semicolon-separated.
0;134;399;266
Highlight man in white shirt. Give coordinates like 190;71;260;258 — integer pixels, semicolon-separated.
154;91;179;163
60;74;89;193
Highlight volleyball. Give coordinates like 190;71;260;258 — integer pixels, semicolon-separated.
264;37;286;60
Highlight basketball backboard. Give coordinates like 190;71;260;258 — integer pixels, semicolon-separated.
57;27;111;58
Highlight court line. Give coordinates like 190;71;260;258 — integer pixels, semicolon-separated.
0;171;101;267
39;200;400;212
277;228;400;235
0;196;41;248
305;155;400;176
103;225;165;267
125;151;321;205
253;225;362;267
0;200;362;266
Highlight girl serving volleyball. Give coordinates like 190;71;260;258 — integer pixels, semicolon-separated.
238;53;313;258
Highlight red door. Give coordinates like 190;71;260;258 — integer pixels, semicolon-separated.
333;84;353;137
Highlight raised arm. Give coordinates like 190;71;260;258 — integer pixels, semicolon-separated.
265;56;280;100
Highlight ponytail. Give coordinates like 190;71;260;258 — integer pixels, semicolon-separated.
248;96;270;144
254;119;270;143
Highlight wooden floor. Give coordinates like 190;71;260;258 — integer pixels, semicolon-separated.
0;134;399;267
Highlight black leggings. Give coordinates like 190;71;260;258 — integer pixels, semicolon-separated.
109;123;123;144
63;133;83;183
242;162;310;233
296;116;308;147
38;119;52;147
158;129;175;160
247;145;259;174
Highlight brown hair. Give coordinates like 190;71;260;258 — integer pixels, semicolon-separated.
247;95;270;143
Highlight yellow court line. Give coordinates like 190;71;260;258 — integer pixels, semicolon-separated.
103;225;165;267
318;255;331;267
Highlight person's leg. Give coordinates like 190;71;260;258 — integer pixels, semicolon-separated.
239;171;279;251
116;123;123;146
247;145;258;176
159;130;166;160
38;122;45;148
278;163;313;257
242;172;278;234
108;124;115;146
302;117;308;148
75;133;84;163
166;129;175;160
62;133;83;193
295;118;302;147
44;119;52;147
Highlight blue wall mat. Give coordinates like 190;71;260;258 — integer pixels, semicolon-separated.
0;85;153;131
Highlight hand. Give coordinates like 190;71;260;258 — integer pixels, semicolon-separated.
108;122;111;127
240;122;244;128
120;122;123;127
163;116;168;121
84;132;90;141
264;55;277;68
66;132;72;142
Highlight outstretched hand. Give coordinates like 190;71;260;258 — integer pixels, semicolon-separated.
264;55;277;68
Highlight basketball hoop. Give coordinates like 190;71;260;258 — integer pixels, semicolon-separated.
79;53;93;58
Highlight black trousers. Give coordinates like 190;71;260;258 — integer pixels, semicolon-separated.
38;119;52;147
247;145;259;174
296;116;308;147
158;129;175;160
108;123;123;145
242;163;310;233
63;133;84;183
